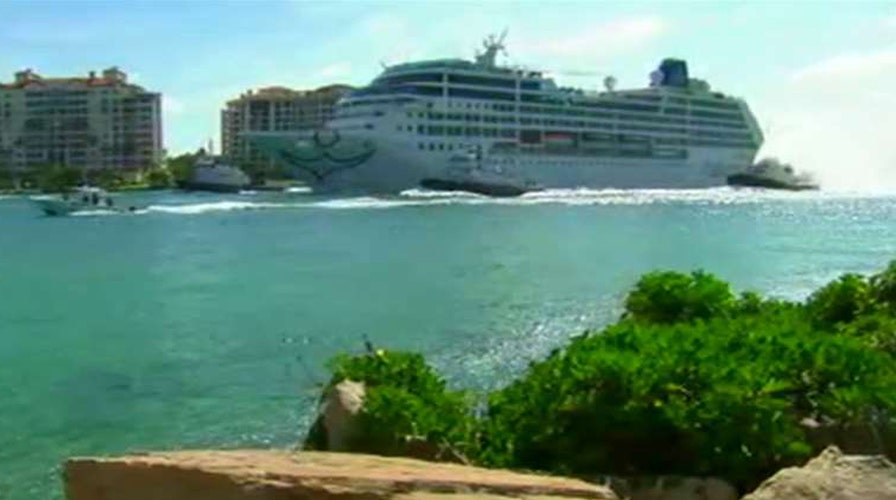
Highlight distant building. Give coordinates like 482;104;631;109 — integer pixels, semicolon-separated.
0;67;162;175
220;84;352;168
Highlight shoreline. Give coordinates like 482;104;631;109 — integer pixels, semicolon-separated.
0;180;305;196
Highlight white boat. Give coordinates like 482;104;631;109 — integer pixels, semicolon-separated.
178;156;250;193
245;32;764;194
31;186;118;216
727;157;818;190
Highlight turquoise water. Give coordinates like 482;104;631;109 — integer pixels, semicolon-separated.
1;188;895;499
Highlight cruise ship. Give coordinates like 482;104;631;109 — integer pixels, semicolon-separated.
246;33;764;193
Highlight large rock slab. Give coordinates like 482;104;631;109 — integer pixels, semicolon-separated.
63;450;618;500
608;477;736;500
742;446;896;500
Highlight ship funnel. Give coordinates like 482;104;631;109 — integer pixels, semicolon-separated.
653;59;690;87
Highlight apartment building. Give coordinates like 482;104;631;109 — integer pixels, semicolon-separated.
220;84;352;167
0;67;162;174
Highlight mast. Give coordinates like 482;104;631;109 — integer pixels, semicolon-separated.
475;29;508;68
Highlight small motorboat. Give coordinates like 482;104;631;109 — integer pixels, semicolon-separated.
31;186;135;216
727;158;818;191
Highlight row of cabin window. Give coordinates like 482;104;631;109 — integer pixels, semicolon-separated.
406;107;746;130
415;140;750;155
378;72;541;90
379;77;741;113
516;101;743;122
402;99;745;126
413;125;755;146
384;73;687;106
416;126;517;138
418;142;486;152
409;118;752;141
399;85;744;118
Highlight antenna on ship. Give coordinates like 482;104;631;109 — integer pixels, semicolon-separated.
476;29;509;67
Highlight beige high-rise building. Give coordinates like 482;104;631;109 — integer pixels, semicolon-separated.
0;67;162;175
220;84;352;168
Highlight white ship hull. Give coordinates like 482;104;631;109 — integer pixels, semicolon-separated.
248;131;757;194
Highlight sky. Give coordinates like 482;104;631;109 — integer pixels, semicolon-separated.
1;0;894;188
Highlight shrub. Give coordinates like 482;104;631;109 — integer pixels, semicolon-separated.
320;350;475;457
623;270;735;324
478;313;896;491
37;164;81;193
310;263;896;492
145;167;172;188
870;261;896;312
806;274;872;328
839;312;896;357
86;168;124;189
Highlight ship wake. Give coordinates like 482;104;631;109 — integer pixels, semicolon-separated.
72;187;896;217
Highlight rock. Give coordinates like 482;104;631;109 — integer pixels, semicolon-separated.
321;380;366;451
63;450;619;500
303;380;467;463
304;380;367;452
606;477;736;500
741;445;896;500
401;436;470;465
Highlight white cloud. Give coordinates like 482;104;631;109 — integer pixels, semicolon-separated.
516;17;668;60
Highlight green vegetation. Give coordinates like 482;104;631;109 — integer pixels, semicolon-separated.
306;350;474;457
0;162;14;191
36;164;82;193
166;150;202;184
85;168;126;190
31;165;168;192
314;261;896;492
144;167;173;188
623;270;736;324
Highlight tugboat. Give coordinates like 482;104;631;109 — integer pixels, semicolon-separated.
727;158;818;191
177;155;251;193
419;147;539;197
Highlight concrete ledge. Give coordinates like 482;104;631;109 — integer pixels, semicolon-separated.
63;450;618;500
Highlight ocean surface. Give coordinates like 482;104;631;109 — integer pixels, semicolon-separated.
1;187;895;499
